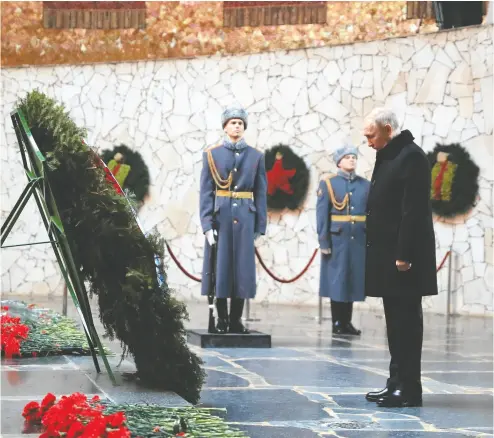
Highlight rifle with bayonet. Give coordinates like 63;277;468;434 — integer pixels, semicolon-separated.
207;197;218;334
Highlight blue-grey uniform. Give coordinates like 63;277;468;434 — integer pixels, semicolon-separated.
316;165;370;303
199;136;268;299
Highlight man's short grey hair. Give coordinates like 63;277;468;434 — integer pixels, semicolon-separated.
364;107;401;134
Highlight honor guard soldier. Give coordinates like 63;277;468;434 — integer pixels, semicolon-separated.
316;144;370;335
199;107;268;334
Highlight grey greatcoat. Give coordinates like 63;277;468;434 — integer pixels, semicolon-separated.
316;171;370;302
365;129;438;298
199;137;268;299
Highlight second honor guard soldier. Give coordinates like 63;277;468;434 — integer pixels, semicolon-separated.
199;107;268;334
316;144;370;335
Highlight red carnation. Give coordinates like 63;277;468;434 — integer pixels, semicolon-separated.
66;420;85;438
81;417;107;437
106;412;126;428
22;401;41;423
23;391;131;437
1;312;30;358
41;393;56;413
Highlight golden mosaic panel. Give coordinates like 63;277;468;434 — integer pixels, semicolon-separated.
2;1;432;67
42;2;147;30
223;1;328;27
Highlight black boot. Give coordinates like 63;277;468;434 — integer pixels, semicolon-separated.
342;302;361;336
229;298;250;334
215;298;228;334
331;300;344;334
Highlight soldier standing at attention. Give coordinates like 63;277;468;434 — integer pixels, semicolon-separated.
316;144;370;335
199;107;268;334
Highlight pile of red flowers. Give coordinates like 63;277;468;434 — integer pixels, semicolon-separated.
1;306;29;358
22;392;130;437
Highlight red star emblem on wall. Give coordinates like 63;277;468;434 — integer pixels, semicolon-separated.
267;152;297;195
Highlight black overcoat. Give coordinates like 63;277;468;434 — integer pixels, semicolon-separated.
365;130;438;298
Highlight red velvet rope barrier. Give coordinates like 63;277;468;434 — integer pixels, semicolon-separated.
164;241;201;283
164;241;452;283
164;240;319;284
254;247;319;283
436;250;451;273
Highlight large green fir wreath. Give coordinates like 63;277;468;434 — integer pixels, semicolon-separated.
17;91;204;404
101;144;150;209
426;143;480;218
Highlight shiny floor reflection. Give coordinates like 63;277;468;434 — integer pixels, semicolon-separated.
1;296;492;438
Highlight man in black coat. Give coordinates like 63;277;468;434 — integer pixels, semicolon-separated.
362;108;438;408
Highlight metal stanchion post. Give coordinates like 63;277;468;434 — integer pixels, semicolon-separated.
304;296;331;323
62;283;68;316
446;247;453;317
244;298;260;322
318;296;322;325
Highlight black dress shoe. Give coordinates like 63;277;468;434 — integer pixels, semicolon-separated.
215;318;228;334
333;321;361;336
229;320;250;334
365;387;391;402
377;389;422;407
342;322;361;336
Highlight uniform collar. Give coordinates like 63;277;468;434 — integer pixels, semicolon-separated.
223;136;247;151
337;169;357;181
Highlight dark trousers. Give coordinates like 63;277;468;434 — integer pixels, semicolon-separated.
331;300;353;324
216;297;244;322
383;296;423;396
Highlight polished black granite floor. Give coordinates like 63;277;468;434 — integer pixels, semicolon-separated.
1;296;492;438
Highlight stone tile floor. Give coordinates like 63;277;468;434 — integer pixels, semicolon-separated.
1;294;493;437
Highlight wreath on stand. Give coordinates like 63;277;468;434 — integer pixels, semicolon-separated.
101;144;150;210
426;143;480;218
17;90;204;405
265;144;310;211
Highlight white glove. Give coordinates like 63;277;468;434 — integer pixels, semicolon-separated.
321;248;331;255
206;229;217;245
254;232;261;241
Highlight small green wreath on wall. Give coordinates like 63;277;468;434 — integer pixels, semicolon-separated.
426;143;480;218
101;144;150;209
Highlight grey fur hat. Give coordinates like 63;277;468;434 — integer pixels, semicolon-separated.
333;145;358;165
221;107;248;129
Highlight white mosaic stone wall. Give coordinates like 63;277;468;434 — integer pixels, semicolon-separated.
1;25;493;316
